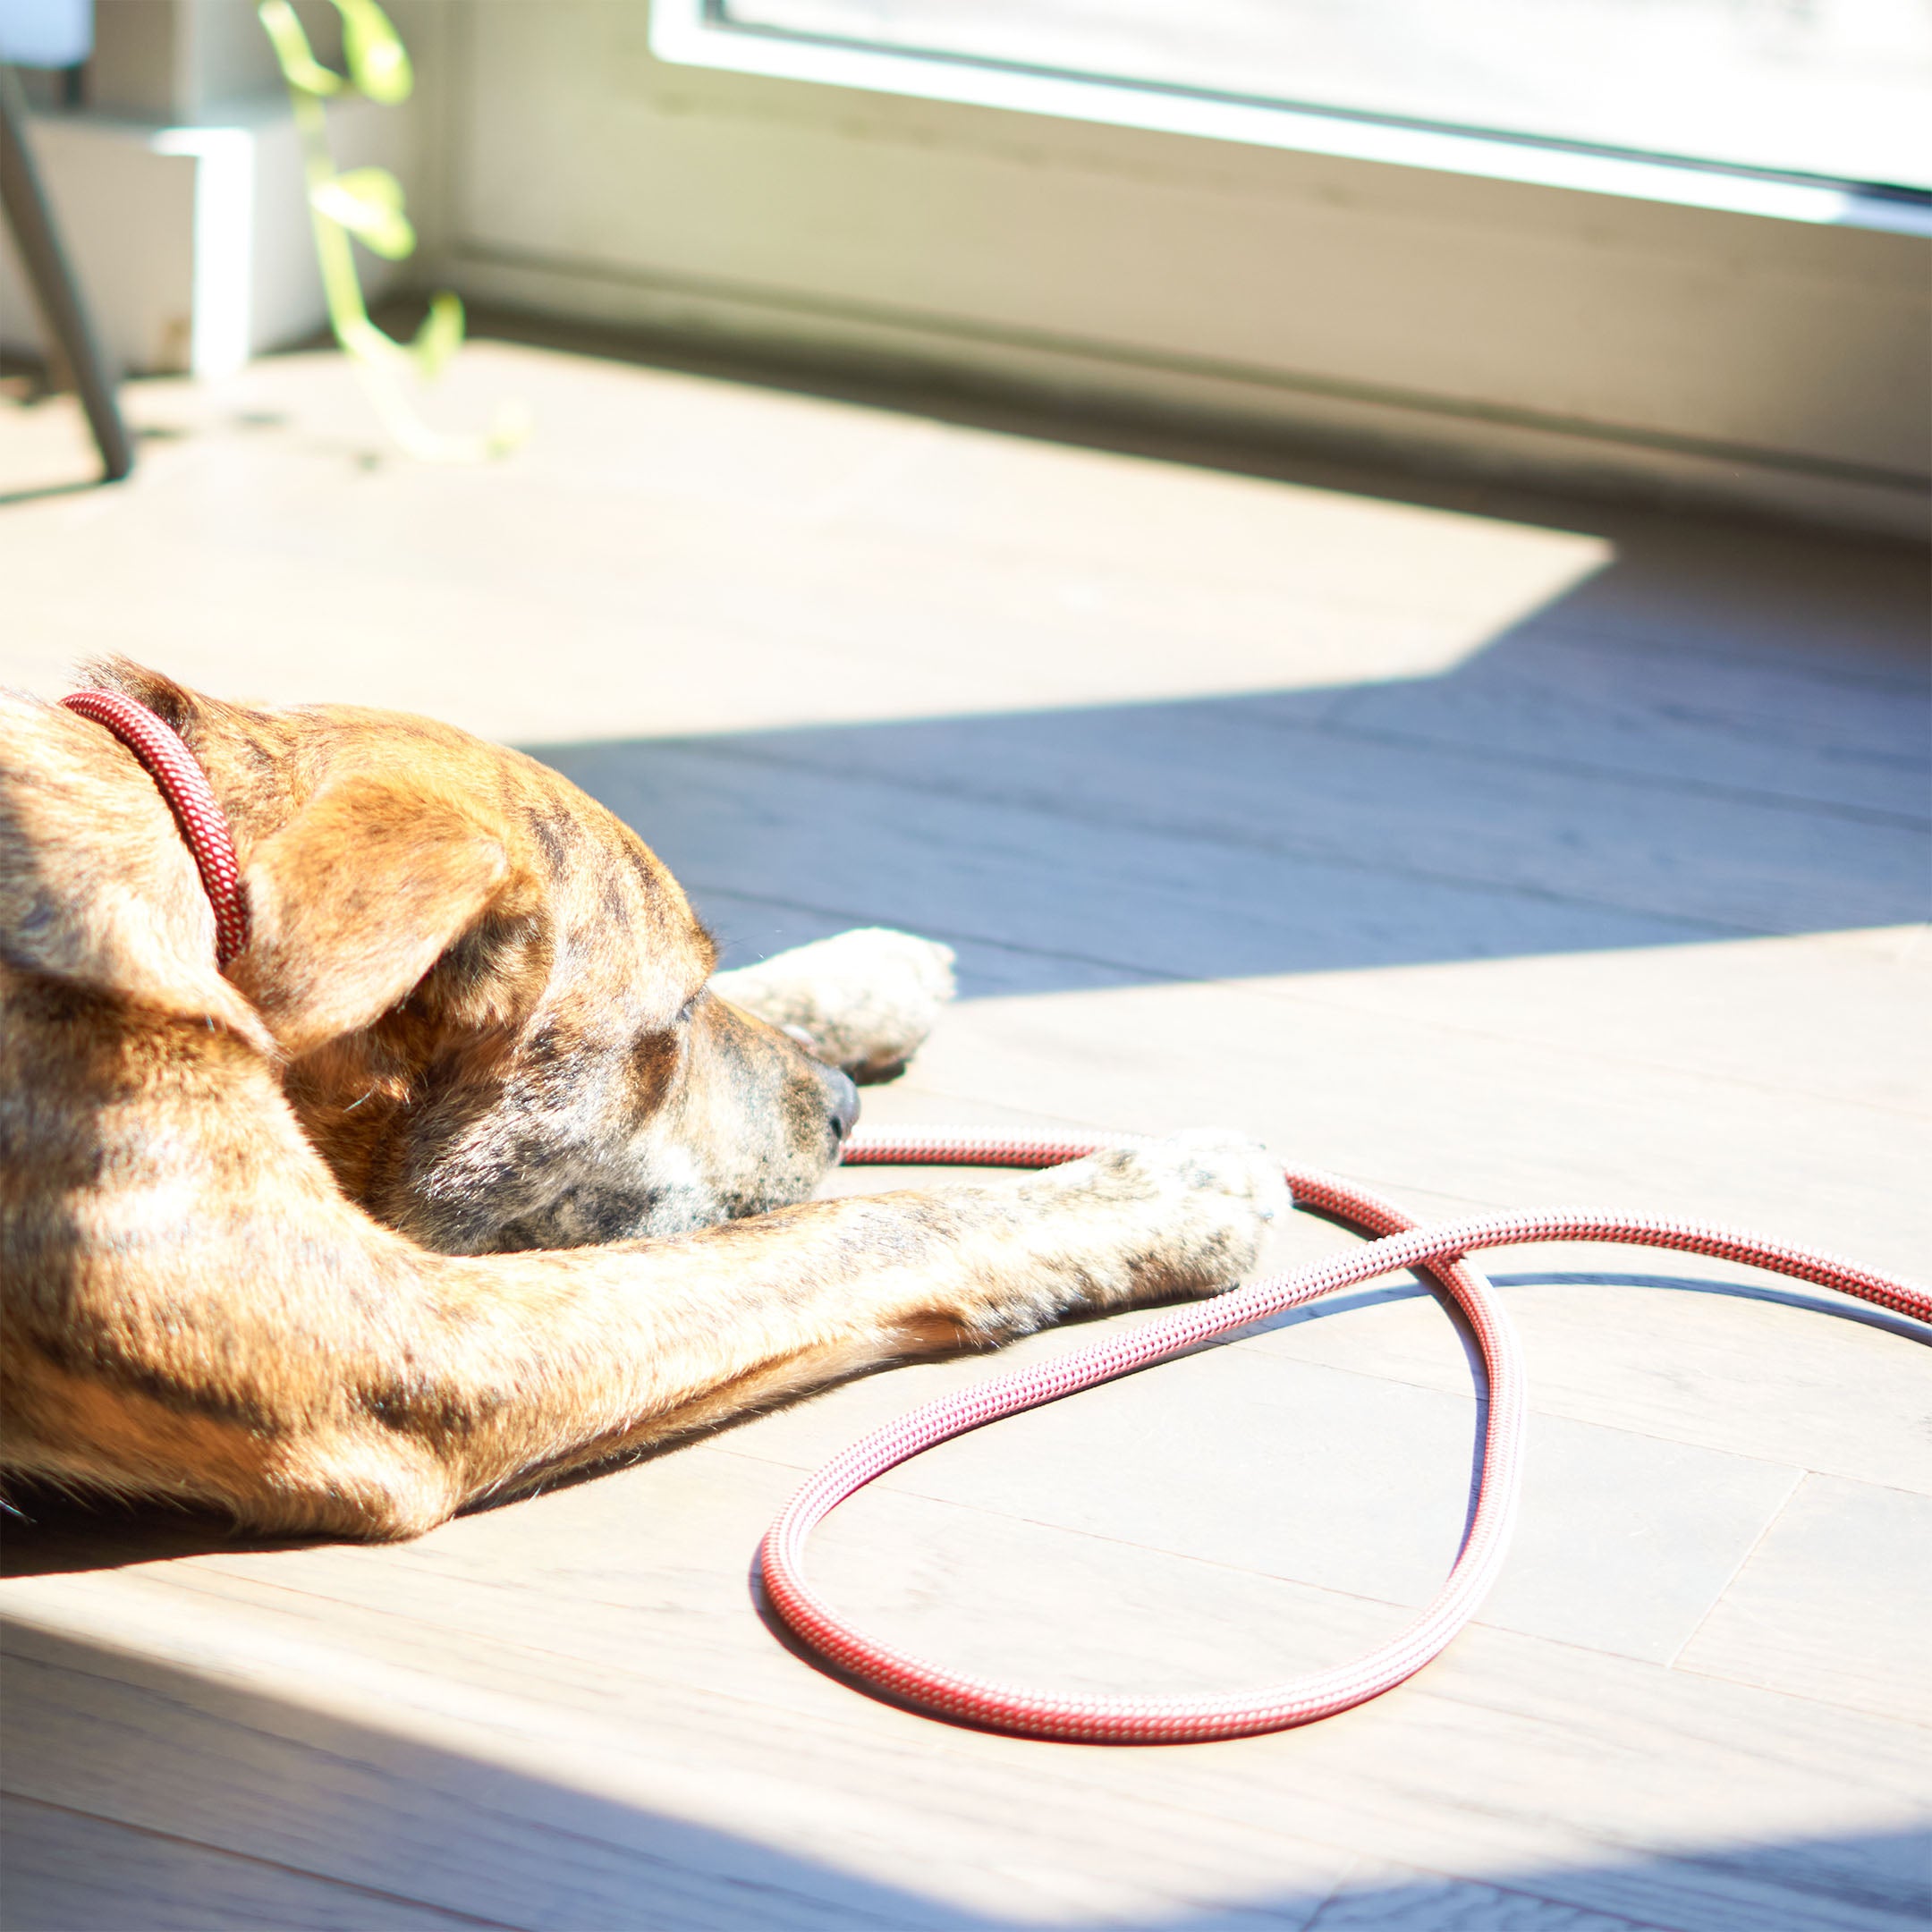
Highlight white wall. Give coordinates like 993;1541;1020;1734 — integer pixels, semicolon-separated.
0;0;434;377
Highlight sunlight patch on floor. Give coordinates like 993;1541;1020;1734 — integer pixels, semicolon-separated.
0;345;1612;743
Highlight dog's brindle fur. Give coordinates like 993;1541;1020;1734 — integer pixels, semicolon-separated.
1;663;1282;1539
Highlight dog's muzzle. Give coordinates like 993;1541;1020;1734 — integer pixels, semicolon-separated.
825;1067;860;1150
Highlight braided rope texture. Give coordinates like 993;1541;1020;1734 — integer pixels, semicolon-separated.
761;1124;1932;1744
60;691;249;968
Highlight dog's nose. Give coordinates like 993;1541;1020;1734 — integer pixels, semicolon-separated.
825;1067;860;1146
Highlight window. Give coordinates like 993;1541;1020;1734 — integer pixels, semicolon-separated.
443;4;1931;536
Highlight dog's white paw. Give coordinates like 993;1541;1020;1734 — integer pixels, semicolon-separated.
1013;1129;1288;1313
711;928;956;1082
1131;1128;1291;1226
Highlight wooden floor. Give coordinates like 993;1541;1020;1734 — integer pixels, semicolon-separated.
2;339;1928;1932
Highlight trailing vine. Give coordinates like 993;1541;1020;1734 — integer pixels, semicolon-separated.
258;0;526;459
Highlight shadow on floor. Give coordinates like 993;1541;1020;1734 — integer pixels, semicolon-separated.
532;579;1928;1001
0;1492;320;1580
4;1617;1926;1931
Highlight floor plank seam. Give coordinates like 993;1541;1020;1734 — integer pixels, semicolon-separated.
9;1648;936;1920
681;884;1932;1121
1665;1658;1932;1731
699;1301;1903;1482
1299;1858;1692;1932
83;1496;1886;1741
1307;716;1932;831
11;1604;1420;1905
0;1790;533;1931
661;745;1783;938
657;703;1932;836
1530;618;1932;695
712;1439;1470;1611
688;880;1208;990
701;1441;1844;1676
1081;980;1932;1123
1664;1466;1807;1671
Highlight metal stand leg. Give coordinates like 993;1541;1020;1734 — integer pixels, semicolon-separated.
0;61;133;482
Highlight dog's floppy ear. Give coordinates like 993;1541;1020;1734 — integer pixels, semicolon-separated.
231;775;512;1057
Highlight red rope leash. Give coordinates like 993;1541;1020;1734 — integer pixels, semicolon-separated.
760;1125;1931;1744
59;691;249;967
42;694;1922;1736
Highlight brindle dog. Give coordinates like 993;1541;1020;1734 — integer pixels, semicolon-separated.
0;663;1284;1538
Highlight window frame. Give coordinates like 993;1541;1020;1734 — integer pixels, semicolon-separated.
657;0;1932;233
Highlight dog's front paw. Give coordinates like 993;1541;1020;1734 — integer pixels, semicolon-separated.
1003;1129;1288;1325
711;928;956;1083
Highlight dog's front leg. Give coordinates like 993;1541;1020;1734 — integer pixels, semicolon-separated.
352;1131;1285;1532
6;1135;1278;1538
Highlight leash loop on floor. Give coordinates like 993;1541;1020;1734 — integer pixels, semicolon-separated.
758;1124;1931;1745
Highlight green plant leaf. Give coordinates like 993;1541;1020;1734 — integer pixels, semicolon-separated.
336;165;404;212
263;0;524;460
411;292;466;380
337;0;413;104
311;169;416;258
258;0;343;95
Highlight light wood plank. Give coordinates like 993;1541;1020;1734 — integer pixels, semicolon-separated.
0;348;1601;742
1241;1267;1932;1500
1674;1474;1932;1724
707;1340;1806;1665
0;1794;502;1932
1228;927;1932;1115
548;717;1922;956
0;1598;1352;1931
1308;1860;1674;1932
6;1510;1931;1932
558;737;1750;987
1327;625;1928;817
858;977;1928;1275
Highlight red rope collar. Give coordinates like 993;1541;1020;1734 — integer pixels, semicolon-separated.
60;691;250;968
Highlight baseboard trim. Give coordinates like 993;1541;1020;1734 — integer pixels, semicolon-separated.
447;244;1932;540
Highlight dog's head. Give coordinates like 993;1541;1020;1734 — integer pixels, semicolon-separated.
82;664;859;1254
